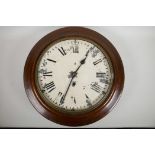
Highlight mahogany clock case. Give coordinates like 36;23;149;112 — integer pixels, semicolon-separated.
24;27;124;126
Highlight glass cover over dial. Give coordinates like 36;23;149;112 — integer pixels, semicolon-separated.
36;38;114;112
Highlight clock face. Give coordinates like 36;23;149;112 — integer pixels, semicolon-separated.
36;38;114;112
24;27;124;126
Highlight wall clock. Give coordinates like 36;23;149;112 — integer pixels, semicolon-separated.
24;27;124;126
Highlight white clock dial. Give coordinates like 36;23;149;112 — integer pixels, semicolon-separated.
36;38;114;112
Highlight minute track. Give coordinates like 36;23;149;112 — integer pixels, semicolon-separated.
37;39;113;111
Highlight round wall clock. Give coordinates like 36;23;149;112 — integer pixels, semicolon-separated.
24;27;124;126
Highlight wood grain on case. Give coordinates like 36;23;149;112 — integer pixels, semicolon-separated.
24;27;124;126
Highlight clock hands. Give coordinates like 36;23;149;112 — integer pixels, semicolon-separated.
73;47;91;73
60;48;91;105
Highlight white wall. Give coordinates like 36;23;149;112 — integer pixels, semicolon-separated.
0;26;155;128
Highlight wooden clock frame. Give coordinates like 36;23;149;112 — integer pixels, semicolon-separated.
24;27;124;126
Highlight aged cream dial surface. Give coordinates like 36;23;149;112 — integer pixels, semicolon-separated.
36;38;114;112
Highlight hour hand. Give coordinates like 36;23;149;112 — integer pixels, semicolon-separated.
80;58;86;64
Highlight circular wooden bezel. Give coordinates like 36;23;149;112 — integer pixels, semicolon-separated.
24;27;124;126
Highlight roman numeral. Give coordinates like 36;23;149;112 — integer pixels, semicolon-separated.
90;82;103;93
96;72;105;78
58;47;66;56
93;59;102;65
60;95;65;105
85;94;89;99
47;59;56;63
72;42;79;53
43;71;53;76
96;72;109;84
100;79;109;84
44;81;56;93
73;97;76;104
53;92;63;103
89;46;95;52
86;100;92;107
85;94;92;107
42;60;47;66
58;92;63;96
92;49;99;57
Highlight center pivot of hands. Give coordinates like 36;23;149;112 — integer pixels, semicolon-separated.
68;71;77;79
